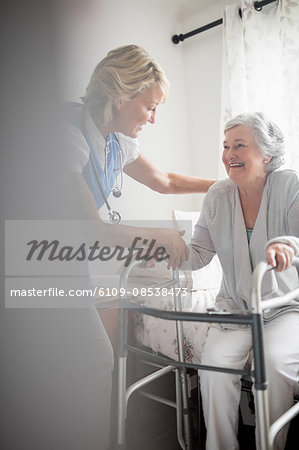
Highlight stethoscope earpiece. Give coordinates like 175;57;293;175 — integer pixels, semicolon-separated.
108;210;122;224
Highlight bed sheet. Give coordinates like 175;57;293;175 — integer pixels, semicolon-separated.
128;272;218;364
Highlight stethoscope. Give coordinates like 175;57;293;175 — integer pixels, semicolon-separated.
105;134;123;199
89;133;123;224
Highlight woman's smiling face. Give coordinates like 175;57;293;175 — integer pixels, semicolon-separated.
222;125;268;188
113;85;163;138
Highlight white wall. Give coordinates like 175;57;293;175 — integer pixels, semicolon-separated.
179;0;230;210
61;0;228;220
61;0;195;221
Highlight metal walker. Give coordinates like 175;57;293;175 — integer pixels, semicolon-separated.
116;258;299;449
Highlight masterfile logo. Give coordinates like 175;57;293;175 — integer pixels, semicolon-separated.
25;237;168;267
5;219;186;308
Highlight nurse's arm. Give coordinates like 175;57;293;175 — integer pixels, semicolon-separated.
70;174;189;268
124;154;216;194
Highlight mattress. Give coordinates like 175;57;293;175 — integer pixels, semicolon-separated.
93;210;223;364
126;263;219;365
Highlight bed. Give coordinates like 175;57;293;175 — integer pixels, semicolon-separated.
93;209;222;362
125;209;223;364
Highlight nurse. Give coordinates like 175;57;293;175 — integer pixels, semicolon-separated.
64;44;216;450
67;44;216;270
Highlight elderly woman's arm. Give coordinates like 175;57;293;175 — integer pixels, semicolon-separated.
183;212;217;271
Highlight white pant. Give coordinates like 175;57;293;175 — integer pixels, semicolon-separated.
199;312;299;450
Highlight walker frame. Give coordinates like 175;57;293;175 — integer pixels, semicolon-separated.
115;257;299;449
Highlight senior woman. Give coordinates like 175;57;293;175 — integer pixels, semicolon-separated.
188;112;299;450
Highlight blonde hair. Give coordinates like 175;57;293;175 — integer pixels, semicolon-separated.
82;45;170;125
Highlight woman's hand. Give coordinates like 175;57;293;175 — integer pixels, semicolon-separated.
266;243;295;272
155;228;189;270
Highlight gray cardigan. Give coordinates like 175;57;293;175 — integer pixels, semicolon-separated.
189;169;299;321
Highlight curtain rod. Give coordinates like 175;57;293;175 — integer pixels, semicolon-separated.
172;0;277;44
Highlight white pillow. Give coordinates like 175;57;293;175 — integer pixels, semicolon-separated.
173;209;222;290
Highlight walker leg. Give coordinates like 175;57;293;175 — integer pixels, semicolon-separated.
117;356;127;447
252;313;271;450
175;369;186;449
173;269;192;449
116;307;128;448
179;367;192;449
255;389;271;450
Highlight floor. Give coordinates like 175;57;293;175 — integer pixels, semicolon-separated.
125;370;255;450
114;358;299;450
126;393;298;450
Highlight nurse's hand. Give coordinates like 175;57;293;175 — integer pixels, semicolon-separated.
266;243;295;272
155;228;189;270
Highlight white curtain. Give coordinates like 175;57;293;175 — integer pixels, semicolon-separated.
220;0;299;177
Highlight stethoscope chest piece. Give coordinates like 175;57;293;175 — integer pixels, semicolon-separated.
112;186;122;198
108;210;122;224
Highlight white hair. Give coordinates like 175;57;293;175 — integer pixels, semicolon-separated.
224;112;285;172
